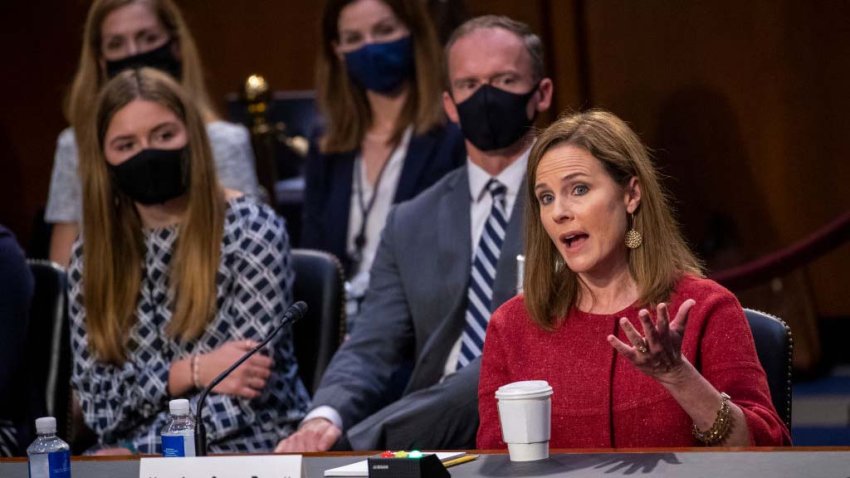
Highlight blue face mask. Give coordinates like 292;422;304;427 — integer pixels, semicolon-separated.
343;36;414;94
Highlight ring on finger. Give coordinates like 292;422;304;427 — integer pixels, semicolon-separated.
635;339;649;354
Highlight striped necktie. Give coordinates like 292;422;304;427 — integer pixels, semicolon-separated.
457;179;508;370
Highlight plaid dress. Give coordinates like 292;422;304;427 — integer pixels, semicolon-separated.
0;420;17;456
69;196;309;453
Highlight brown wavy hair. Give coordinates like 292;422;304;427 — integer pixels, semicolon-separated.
66;0;217;140
523;110;703;329
317;0;445;153
79;68;225;364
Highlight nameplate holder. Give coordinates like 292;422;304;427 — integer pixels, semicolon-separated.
139;455;304;478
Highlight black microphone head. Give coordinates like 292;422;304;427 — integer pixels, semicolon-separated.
287;301;308;323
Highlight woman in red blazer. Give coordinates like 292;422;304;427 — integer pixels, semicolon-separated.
478;110;790;448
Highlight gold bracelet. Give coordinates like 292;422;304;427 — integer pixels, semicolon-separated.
191;354;202;390
692;392;733;445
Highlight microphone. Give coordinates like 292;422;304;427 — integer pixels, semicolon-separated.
193;300;308;456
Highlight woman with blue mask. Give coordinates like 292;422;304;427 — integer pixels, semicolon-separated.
302;0;466;327
45;0;259;268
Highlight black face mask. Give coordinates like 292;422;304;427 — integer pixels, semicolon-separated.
454;83;539;151
105;40;182;80
108;147;189;205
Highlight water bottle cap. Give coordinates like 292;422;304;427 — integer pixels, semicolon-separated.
169;398;191;415
35;417;57;434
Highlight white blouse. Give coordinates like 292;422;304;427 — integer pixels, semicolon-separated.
345;126;413;288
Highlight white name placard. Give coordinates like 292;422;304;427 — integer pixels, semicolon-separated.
139;455;304;478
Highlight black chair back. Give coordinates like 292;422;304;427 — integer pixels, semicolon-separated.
743;308;793;427
290;249;345;394
24;260;70;441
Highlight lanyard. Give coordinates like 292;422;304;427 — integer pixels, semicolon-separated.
350;143;400;266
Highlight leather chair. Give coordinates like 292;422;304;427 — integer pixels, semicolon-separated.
743;308;793;427
24;260;71;442
290;249;346;394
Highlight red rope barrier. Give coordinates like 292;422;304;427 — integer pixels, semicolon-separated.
709;210;850;290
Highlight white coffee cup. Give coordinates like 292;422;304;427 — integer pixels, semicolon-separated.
495;380;553;462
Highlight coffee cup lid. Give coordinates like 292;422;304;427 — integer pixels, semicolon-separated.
495;380;553;400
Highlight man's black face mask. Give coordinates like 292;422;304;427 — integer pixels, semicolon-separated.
454;83;539;152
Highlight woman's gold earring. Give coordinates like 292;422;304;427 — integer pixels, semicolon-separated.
625;213;642;249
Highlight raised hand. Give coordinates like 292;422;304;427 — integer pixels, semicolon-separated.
199;340;273;399
607;299;696;385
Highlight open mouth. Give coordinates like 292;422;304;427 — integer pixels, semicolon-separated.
561;233;588;249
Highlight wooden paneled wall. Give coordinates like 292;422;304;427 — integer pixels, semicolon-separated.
572;1;850;315
1;0;847;317
0;1;89;253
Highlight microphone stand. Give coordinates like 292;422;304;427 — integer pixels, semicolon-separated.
194;301;307;456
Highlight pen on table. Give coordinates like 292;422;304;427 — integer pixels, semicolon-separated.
443;454;478;468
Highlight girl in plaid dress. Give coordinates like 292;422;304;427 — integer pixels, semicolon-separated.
68;68;308;454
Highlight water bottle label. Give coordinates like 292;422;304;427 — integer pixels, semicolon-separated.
161;434;196;457
48;450;71;478
28;451;71;478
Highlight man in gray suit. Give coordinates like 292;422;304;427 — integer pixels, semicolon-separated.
276;15;553;452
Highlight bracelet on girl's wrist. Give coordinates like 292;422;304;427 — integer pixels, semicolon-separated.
191;354;202;390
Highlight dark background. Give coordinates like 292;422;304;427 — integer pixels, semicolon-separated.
0;0;848;341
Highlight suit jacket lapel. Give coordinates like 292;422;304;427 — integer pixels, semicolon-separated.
406;169;471;392
328;151;356;264
394;130;437;203
436;168;472;320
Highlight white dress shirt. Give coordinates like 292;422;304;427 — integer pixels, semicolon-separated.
346;126;413;279
441;146;530;377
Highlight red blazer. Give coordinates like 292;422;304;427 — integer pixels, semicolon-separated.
477;275;791;448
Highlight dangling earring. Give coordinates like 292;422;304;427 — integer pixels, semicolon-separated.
625;212;642;249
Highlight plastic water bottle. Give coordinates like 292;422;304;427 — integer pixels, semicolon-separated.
27;417;71;478
161;398;196;457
